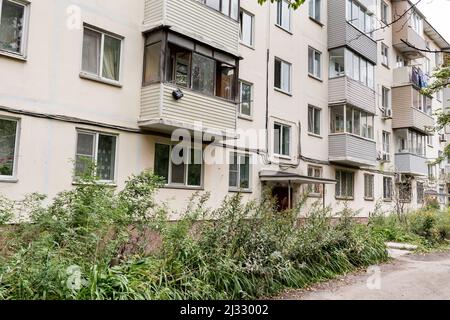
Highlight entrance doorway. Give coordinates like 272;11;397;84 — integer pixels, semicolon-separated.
272;186;292;212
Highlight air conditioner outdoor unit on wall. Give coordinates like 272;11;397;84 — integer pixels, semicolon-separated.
384;108;393;119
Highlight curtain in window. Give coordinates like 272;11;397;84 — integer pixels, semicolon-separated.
102;35;121;81
0;0;24;53
97;135;116;181
82;29;101;75
0;119;17;176
192;53;215;95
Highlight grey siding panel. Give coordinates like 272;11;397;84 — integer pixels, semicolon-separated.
140;84;161;120
392;86;434;133
345;23;377;64
329;77;376;114
144;0;239;55
144;0;164;26
395;153;428;176
329;134;377;166
328;0;377;64
161;85;236;132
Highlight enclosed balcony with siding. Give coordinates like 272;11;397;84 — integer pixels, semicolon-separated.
391;1;427;59
143;0;240;56
328;0;377;64
329;105;377;167
394;129;428;176
392;85;434;134
139;30;238;137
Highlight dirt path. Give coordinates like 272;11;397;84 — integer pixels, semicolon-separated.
276;250;450;300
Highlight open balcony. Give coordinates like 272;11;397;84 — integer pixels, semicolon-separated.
143;0;240;56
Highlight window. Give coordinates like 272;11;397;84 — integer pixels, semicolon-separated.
148;35;238;101
240;10;254;47
364;174;374;200
417;182;424;204
424;58;430;75
154;143;202;187
308;166;322;195
274;123;291;156
308;47;322;79
309;0;321;22
330;105;374;139
202;0;239;20
274;58;291;93
435;52;442;68
398;181;412;202
396;55;406;68
382;131;391;162
411;11;423;35
396;129;426;156
382;86;391;114
428;164;436;180
75;131;117;182
383;177;393;201
229;152;251;191
346;0;374;36
412;89;432;115
330;48;375;89
335;170;354;199
192;53;216;96
239;81;252;117
276;0;291;31
0;117;18;178
82;26;122;82
381;1;389;24
381;43;389;67
427;135;433;147
308;105;321;135
0;0;28;56
144;41;162;84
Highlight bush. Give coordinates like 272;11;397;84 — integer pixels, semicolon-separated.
0;172;389;300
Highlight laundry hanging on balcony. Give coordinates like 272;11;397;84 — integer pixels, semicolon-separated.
411;67;429;89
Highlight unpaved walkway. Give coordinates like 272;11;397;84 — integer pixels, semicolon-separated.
276;250;450;300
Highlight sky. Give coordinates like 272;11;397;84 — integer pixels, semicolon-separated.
416;0;450;43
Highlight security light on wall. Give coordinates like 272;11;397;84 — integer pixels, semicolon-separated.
172;89;184;100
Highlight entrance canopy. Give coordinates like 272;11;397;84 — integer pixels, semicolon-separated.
259;170;336;185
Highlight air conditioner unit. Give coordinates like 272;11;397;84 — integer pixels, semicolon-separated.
383;108;393;118
383;153;391;162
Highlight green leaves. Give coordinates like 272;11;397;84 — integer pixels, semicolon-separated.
257;0;306;10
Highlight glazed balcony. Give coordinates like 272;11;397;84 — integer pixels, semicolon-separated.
143;0;240;56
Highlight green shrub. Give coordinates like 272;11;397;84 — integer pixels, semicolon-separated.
0;173;389;300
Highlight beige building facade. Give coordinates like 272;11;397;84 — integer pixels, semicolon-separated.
0;0;448;218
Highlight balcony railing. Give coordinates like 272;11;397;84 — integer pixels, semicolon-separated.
395;153;428;176
393;66;429;88
329;133;377;167
139;83;237;136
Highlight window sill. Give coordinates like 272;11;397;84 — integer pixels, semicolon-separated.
308;193;322;198
309;17;324;27
335;197;354;201
308;74;323;82
79;72;122;88
308;132;322;139
238;114;253;121
382;63;390;69
72;181;117;187
275;24;293;35
274;87;292;96
383;199;393;202
239;41;255;50
162;185;204;191
364;197;374;202
0;50;26;62
229;188;253;194
274;154;292;161
0;178;18;183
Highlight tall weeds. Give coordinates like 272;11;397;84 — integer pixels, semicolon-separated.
0;172;388;300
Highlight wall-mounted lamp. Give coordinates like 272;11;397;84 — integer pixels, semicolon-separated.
172;89;184;100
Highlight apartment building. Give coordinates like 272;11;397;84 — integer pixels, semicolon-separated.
0;0;448;218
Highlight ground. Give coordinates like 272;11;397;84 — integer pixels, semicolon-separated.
275;250;450;300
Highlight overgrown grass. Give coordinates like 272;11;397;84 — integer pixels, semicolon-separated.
369;205;450;251
0;171;388;300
